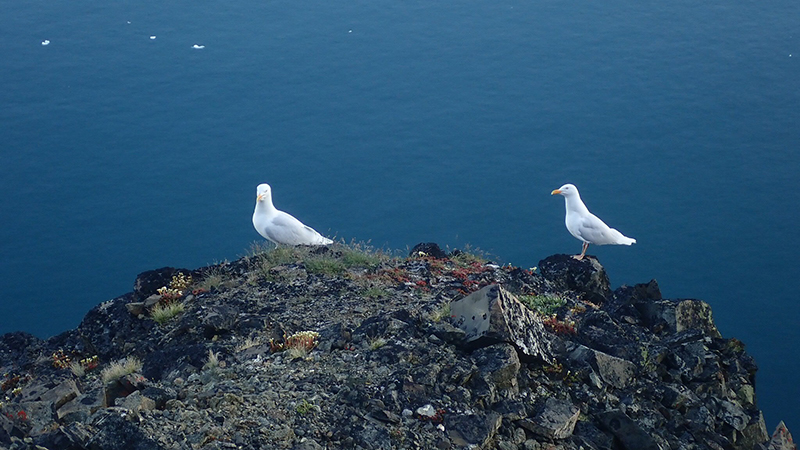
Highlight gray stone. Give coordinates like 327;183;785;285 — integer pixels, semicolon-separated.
115;391;156;415
472;343;520;390
57;388;104;424
737;411;769;450
636;298;721;337
518;397;580;440
598;410;660;450
451;284;559;363
445;412;502;448
716;399;749;431
568;345;636;389
21;379;80;411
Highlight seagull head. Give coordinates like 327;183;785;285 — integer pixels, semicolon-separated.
551;183;578;197
256;183;272;202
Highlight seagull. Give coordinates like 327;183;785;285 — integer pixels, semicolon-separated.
252;183;333;246
551;183;636;260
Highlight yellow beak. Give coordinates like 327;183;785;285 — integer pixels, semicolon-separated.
257;193;265;201
551;189;561;195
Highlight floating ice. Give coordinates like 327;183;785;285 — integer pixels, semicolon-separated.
41;40;50;46
192;44;205;49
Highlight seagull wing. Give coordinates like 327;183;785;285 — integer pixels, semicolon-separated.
576;213;634;245
267;212;329;245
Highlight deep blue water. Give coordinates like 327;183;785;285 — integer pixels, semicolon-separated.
1;0;798;431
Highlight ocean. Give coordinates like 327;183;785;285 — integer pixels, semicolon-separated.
1;0;797;431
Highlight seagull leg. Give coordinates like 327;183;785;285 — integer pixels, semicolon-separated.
573;242;589;260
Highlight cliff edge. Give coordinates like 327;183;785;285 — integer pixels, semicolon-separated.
0;243;793;450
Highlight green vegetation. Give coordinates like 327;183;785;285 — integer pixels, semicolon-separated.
364;286;390;299
295;398;316;415
247;241;391;280
448;244;490;266
519;294;566;316
369;337;388;350
430;303;451;322
195;263;235;291
151;301;185;324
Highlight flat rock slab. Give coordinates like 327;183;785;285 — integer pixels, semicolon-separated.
445;412;502;448
451;284;559;363
519;397;580;440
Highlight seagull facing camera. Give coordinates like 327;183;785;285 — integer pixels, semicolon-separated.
252;183;333;246
551;183;635;260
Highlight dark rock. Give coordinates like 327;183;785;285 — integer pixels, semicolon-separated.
103;373;147;407
200;305;239;338
445;412;502;448
318;322;352;352
133;267;190;301
598;410;660;450
472;343;520;390
568;345;636;389
57;388;104;424
36;422;93;450
538;254;611;303
450;284;560;363
0;332;44;368
518;397;580;440
86;408;163;450
410;242;447;259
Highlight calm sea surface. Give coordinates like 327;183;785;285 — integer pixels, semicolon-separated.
1;0;798;430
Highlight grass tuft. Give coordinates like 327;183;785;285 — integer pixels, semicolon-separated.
151;302;185;324
101;356;143;383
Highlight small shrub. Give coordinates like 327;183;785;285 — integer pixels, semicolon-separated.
430;303;451;323
69;361;85;378
369;337;388;350
151;302;185;324
296;398;316;415
519;294;566;316
203;349;220;370
364;286;390;299
101;357;142;383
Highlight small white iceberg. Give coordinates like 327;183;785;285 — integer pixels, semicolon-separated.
150;35;156;40
192;44;205;49
41;40;50;46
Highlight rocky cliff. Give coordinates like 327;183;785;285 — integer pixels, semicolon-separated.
0;243;794;450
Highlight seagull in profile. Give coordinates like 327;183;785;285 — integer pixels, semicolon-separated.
252;183;333;246
551;183;636;260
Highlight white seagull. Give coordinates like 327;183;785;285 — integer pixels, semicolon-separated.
252;183;333;246
551;183;636;260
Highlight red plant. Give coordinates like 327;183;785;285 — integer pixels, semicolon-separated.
16;410;26;421
543;316;576;335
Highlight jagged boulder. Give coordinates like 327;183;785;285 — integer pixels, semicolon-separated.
538;254;611;303
756;421;797;450
450;284;560;363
